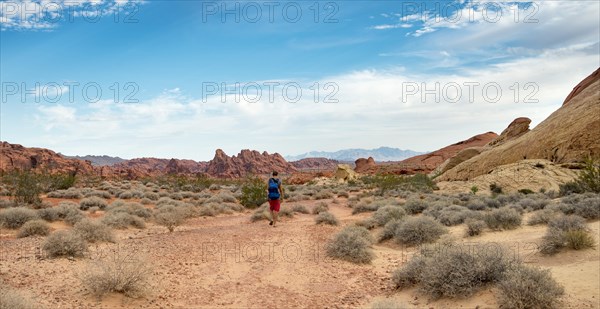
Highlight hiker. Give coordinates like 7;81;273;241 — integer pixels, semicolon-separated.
267;171;284;226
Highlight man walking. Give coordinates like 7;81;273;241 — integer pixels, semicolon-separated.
267;171;283;227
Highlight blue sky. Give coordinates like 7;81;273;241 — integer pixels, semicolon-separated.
1;0;599;161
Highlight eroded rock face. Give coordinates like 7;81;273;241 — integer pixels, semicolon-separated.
439;67;600;181
0;141;95;175
335;164;358;182
290;158;338;170
563;67;600;106
487;117;531;148
205;149;297;178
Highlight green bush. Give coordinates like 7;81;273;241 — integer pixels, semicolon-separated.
315;211;338;225
394;216;446;246
239;176;267;208
2;171;42;206
0;207;39;229
577;157;600;193
17;219;50;238
484;208;522;230
497;265;564;309
326;226;374;264
43;230;87;258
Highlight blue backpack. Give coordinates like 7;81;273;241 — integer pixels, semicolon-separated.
268;178;280;200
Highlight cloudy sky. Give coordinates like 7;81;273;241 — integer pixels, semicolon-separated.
1;0;598;161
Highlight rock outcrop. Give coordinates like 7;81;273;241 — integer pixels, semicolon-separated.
0;142;95;175
205;149;297;178
439;68;600;181
290;158;339;170
486;117;531;148
335;164;358;182
354;157;376;173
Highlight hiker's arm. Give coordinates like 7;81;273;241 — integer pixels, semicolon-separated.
279;185;284;200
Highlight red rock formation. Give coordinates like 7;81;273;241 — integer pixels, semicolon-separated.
487;117;531;148
354;157;376;173
206;149;297;178
0;141;95;175
290;158;339;170
563;68;600;106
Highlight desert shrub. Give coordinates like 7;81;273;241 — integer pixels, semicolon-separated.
436;205;476;226
540;215;592;255
0;285;37;309
314;190;333;200
209;183;220;190
143;191;160;201
17;219;50;238
527;209;559;225
47;188;83;199
326;226;373;264
79;197;108;211
483;197;502;209
0;199;15;209
368;297;406;309
118;190;135;199
83;190;111;199
64;208;85;226
403;198;428;214
73;219;115;243
355;217;377;230
562;157;600;195
351;199;379;214
79;248;151;298
464;219;486;237
239;176;267;208
497;265;564;309
250;205;269;222
43;230;87;258
291;204;309;214
574;197;600;220
564;230;596;250
547;215;587;231
140;198;153;205
278;206;294;218
466;199;486;211
394;216;446;246
315;211;338;225
154;207;186;232
393;243;515;299
372;205;406;226
337;191;349;198
2;170;42;206
379;219;402;242
0;207;39;228
37;207;60;222
518;188;534;195
312;202;329;215
102;212;145;229
559;181;585;196
207;192;237;204
484;208;522;230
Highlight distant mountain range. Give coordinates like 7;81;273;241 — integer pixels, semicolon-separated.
62;154;127;166
286;147;424;162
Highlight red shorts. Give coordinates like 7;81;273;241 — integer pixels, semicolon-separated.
268;199;280;212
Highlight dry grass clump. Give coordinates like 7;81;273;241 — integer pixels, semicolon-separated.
312;202;329;215
102;212;146;229
484;207;522;230
0;284;38;309
0;207;39;228
337;191;350;198
540;215;595;255
250;204;270;222
464;218;486;237
154;206;186;232
79;196;108;210
73;219;115;243
394;216;447;246
403;198;428;214
43;230;87;258
80;248;152;299
326;226;374;264
392;243;517;299
372;205;406;226
355;217;377;230
291;204;309;214
315;211;338;225
314;190;334;200
16;219;50;238
496;265;564;309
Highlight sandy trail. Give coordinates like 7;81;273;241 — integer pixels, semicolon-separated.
1;198;599;308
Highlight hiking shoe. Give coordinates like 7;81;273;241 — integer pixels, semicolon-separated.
269;221;273;225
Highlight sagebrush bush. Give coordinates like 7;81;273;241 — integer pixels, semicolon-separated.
312;202;329;215
47;188;83;199
575;197;600;220
16;219;50;238
250;205;269;222
0;285;37;309
436;205;476;226
464;219;486;237
337;191;350;198
351;200;379;214
37;207;60;222
326;226;374;264
315;211;338;225
154;207;186;232
0;207;39;229
73;219;115;243
540;215;593;255
291;204;309;214
80;249;151;298
527;209;559;225
394;216;446;245
379;219;402;242
496;265;564;309
43;230;87;258
355;217;377;230
466;199;486;211
314;190;334;200
372;205;405;226
547;215;587;232
403;198;428;214
393;243;515;299
564;230;596;250
102;212;145;229
79;197;108;210
484;207;522;230
0;199;15;209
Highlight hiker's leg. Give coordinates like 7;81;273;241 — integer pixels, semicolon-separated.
273;210;278;226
